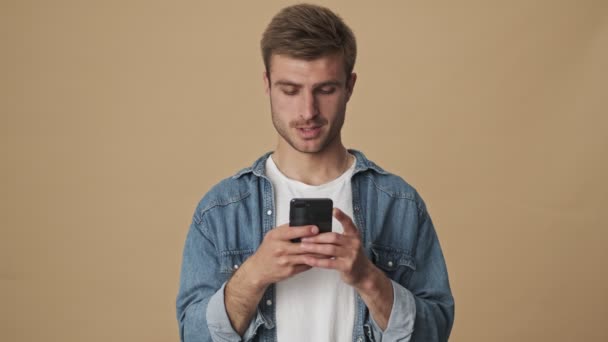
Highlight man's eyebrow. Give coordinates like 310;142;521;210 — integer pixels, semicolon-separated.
273;80;342;87
273;80;301;87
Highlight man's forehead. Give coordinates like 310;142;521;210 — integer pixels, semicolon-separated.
268;53;347;83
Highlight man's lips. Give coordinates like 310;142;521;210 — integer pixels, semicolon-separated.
296;126;322;138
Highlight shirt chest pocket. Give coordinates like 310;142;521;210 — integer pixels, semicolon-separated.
218;249;255;279
370;244;416;286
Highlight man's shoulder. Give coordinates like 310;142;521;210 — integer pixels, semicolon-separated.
353;152;427;213
194;176;251;214
361;167;420;201
192;153;269;218
352;150;419;200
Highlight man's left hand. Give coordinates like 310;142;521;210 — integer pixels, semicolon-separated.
300;207;375;289
301;207;395;330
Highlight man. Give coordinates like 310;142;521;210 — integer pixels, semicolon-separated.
177;4;454;342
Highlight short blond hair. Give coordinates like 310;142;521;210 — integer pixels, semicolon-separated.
261;4;357;78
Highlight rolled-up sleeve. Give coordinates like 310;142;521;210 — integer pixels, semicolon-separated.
206;282;268;341
177;217;267;342
369;280;416;341
369;199;455;342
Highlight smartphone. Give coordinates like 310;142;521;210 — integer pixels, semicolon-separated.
289;198;333;242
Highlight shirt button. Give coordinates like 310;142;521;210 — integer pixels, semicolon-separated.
233;264;239;270
266;210;272;216
387;261;394;267
356;337;363;342
266;299;272;306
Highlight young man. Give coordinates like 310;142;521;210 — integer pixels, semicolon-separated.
177;4;454;342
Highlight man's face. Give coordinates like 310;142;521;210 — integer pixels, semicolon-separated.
264;53;356;154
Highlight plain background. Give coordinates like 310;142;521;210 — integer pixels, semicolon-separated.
2;0;607;341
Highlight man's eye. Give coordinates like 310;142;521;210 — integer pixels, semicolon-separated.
318;87;336;95
281;88;298;95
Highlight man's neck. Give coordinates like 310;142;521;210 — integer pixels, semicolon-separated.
272;141;353;186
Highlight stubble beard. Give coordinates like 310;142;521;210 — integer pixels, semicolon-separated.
270;103;345;155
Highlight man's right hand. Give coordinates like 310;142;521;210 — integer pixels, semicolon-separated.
244;223;322;290
224;224;322;336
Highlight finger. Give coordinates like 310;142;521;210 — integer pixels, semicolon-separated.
301;232;344;244
300;242;346;257
277;241;325;256
333;208;358;235
273;225;319;241
306;253;332;259
290;264;312;276
304;256;341;270
287;254;327;266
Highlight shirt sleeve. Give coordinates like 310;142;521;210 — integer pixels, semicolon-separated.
368;196;454;341
368;279;416;341
407;205;454;341
206;282;269;341
176;217;267;342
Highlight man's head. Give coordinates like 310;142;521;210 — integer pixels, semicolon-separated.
261;4;358;154
261;4;357;81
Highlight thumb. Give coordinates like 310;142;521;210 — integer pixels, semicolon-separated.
333;208;358;235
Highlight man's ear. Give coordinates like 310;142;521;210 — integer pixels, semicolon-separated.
263;71;270;95
346;72;357;102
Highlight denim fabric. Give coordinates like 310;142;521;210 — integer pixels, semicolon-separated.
176;150;454;342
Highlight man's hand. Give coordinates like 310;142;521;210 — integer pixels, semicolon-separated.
299;208;374;287
224;223;321;336
299;208;395;330
245;223;323;289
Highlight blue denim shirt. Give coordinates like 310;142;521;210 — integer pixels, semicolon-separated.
176;150;454;342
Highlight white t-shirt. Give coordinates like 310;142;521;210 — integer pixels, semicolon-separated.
265;154;357;342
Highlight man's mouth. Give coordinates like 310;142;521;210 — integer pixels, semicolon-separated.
297;126;322;138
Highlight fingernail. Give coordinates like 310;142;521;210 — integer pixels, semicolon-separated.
311;226;318;234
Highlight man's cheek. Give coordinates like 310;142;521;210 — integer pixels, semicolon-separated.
273;96;295;109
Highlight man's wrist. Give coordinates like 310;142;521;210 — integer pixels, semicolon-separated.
235;256;267;295
353;263;395;331
224;259;267;337
354;263;389;296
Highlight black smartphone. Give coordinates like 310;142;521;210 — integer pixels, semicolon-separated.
289;198;333;243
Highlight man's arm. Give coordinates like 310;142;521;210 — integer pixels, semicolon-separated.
300;208;415;339
365;204;454;341
223;224;320;335
177;213;323;341
406;207;454;341
223;266;266;336
358;207;453;342
352;264;395;330
301;207;453;341
176;215;270;342
176;220;224;342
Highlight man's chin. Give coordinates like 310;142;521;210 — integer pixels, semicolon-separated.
291;140;326;154
294;146;323;154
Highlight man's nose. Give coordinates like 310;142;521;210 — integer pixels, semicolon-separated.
300;91;319;120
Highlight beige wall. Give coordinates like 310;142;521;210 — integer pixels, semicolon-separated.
2;1;607;341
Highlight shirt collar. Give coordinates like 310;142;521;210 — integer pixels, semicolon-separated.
232;149;387;179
